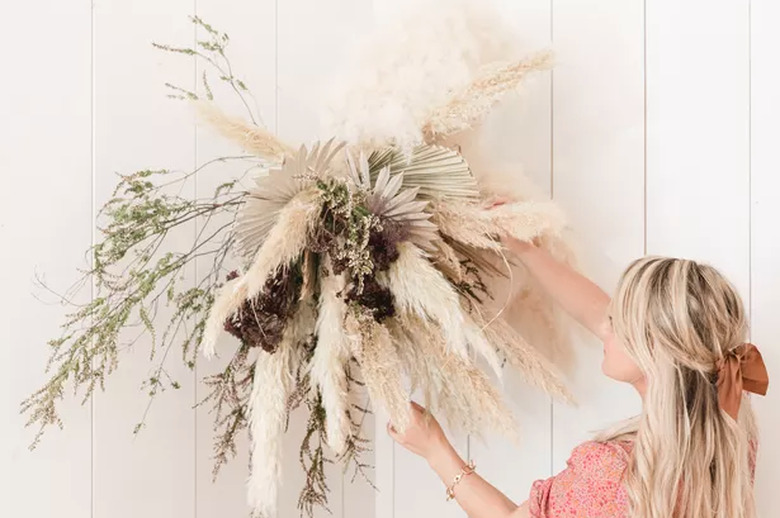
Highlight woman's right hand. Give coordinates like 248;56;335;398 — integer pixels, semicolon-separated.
485;197;539;258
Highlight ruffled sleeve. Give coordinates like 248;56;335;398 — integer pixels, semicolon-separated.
528;440;631;518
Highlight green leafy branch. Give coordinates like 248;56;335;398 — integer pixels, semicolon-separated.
152;15;260;126
22;164;249;448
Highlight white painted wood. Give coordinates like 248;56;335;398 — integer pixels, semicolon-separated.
749;0;780;514
4;2;780;517
645;0;751;296
276;1;374;517
0;2;93;517
551;0;645;471
92;3;197;518
466;0;555;506
192;2;277;518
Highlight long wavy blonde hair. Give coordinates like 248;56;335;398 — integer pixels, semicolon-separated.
600;256;758;518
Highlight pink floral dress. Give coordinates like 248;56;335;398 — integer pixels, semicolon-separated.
528;439;758;518
529;440;632;518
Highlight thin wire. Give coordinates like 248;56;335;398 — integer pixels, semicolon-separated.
477;238;516;333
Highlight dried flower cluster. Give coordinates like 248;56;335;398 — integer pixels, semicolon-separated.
25;7;577;518
196;127;573;517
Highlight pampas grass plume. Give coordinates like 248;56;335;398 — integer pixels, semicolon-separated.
194;100;294;160
311;262;352;455
246;302;315;517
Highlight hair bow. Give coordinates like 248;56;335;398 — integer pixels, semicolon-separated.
715;343;769;420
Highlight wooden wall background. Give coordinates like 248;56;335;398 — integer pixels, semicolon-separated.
2;0;777;516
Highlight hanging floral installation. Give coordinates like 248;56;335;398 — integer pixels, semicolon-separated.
24;2;577;517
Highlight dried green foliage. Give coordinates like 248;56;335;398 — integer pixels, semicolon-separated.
153;15;259;124
315;178;382;294
200;340;255;479
288;339;374;517
298;393;331;516
23;164;246;446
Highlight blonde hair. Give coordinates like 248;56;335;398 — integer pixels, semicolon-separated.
600;256;758;518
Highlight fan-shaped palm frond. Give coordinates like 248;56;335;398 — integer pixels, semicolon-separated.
346;151;439;251
367;144;480;201
235;139;346;262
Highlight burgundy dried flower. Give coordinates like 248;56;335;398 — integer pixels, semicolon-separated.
223;266;302;353
368;220;408;272
345;275;395;322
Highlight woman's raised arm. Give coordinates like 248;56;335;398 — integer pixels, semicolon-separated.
504;237;611;341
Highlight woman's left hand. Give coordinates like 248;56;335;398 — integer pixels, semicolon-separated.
387;401;451;462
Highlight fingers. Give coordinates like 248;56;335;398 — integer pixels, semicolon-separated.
486;195;512;209
386;421;398;440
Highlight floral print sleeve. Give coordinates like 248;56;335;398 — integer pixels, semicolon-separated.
528;440;632;518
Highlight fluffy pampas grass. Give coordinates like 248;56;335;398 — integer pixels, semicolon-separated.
472;309;574;404
389;313;518;441
433;199;567;250
242;188;322;298
194;100;294;160
379;241;470;358
247;301;315;518
201;275;242;359
320;0;529;151
310;260;352;455
345;310;411;432
422;51;553;144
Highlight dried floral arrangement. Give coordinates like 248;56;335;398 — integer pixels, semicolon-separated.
24;2;577;517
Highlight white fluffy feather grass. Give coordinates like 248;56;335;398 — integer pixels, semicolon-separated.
320;0;527;151
379;241;470;357
246;301;315;518
194;100;294;160
310;260;352;455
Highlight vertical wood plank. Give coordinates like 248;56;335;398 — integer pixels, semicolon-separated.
0;2;93;517
466;0;555;504
92;3;196;517
276;1;375;517
749;0;780;514
365;4;395;517
645;0;751;296
551;0;645;470
192;3;277;517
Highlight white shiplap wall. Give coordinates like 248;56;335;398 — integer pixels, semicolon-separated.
1;1;778;517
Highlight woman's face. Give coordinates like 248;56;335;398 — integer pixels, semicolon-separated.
601;317;645;387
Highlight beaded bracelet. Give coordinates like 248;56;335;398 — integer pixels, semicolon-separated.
445;460;477;501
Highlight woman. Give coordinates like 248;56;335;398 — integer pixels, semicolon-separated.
387;234;769;518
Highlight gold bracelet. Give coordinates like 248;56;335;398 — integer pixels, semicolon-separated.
445;460;476;501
